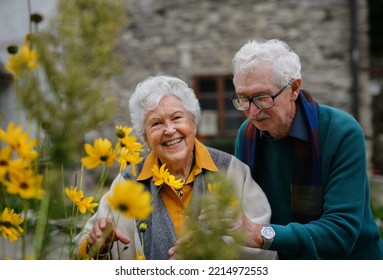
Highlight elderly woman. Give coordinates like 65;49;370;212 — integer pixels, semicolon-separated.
74;75;276;260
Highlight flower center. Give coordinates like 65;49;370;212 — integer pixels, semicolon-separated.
118;204;128;212
0;221;13;228
100;155;108;162
116;130;125;138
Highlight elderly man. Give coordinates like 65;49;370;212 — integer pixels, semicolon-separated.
231;38;383;259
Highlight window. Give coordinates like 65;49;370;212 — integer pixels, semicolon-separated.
192;75;245;137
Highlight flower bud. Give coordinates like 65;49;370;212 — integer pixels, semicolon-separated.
7;45;18;54
139;222;147;233
30;13;43;24
116;130;125;138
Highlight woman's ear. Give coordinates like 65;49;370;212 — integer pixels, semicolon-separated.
143;134;149;149
192;118;198;136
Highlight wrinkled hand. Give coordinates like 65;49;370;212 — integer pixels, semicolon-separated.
199;209;263;249
227;214;263;248
167;229;196;260
88;218;131;254
198;204;239;230
168;246;177;260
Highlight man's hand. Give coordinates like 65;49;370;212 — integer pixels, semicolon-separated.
229;214;264;248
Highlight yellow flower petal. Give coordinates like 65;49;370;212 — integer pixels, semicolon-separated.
81;138;117;169
5;170;43;200
136;249;146;260
65;186;83;204
166;175;184;190
117;148;143;175
77;196;99;214
0;122;38;160
152;163;184;190
5;41;38;76
107;180;152;220
0;208;24;242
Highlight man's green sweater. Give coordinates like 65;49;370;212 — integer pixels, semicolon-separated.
236;104;383;259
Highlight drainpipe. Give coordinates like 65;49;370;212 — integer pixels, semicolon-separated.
350;0;359;121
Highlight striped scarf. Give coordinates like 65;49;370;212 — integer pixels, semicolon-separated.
236;90;323;223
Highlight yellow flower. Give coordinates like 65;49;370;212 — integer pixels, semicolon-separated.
77;196;99;214
4;170;44;200
166;174;184;190
0;207;24;242
107;180;152;220
5;40;38;76
81;138;118;169
208;182;238;207
65;186;99;214
152;164;184;190
139;222;147;233
0;122;38;160
117;148;143;176
115;125;143;154
0;146;13;179
151;164;170;186
0;150;32;181
207;182;221;195
119;135;143;154
115;125;133;139
65;186;83;204
136;249;146;260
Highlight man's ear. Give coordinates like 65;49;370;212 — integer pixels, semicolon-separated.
290;78;302;101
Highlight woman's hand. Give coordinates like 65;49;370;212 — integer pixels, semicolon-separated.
168;246;177;260
88;218;131;254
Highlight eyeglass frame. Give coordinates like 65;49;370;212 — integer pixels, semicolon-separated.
231;84;290;111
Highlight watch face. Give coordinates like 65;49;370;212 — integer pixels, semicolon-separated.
262;227;275;239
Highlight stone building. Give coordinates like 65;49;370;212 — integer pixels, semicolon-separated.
0;0;373;162
112;0;373;159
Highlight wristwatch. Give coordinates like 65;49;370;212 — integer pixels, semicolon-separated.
260;224;275;250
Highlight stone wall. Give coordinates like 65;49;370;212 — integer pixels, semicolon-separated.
111;0;371;137
0;0;372;160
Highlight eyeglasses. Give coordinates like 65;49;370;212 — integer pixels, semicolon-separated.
231;84;289;111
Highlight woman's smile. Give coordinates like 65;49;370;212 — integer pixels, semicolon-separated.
162;138;183;147
144;95;196;175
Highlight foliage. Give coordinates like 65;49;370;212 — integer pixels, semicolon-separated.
11;0;127;167
0;0;128;260
1;0;246;261
176;172;245;260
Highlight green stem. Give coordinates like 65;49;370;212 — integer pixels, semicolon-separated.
27;0;32;34
140;231;145;255
22;200;29;260
67;204;78;259
95;164;108;201
114;213;122;260
0;184;7;210
59;164;68;259
33;163;51;259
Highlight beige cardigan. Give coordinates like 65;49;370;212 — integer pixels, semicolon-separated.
74;146;277;260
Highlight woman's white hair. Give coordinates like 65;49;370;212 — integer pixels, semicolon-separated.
232;38;301;86
129;75;201;142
